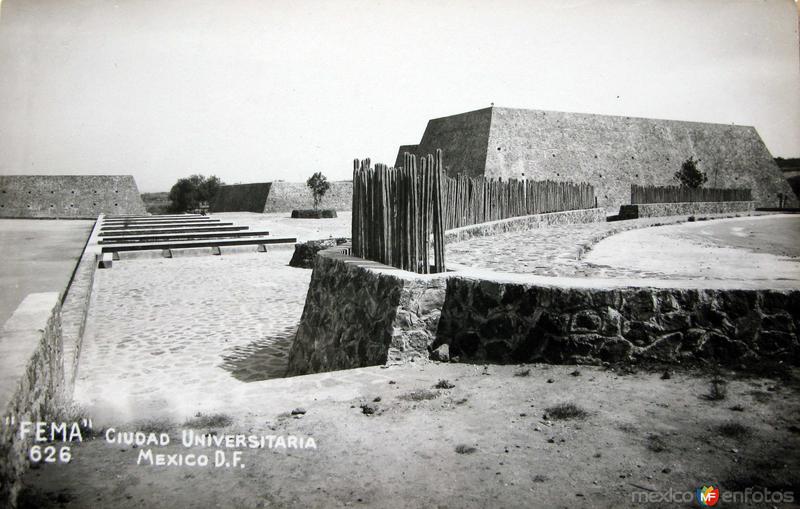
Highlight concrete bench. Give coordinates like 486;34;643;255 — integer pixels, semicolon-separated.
100;221;234;231
101;219;222;228
101;236;297;253
98;225;249;236
98;230;271;244
102;218;218;226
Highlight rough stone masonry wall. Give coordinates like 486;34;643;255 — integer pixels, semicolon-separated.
0;175;146;218
263;181;352;213
210;182;272;213
617;201;755;220
434;278;800;367
286;247;447;376
0;293;65;508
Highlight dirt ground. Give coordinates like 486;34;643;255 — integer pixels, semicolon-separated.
20;362;800;509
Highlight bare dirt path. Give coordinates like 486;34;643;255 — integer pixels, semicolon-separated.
21;363;800;508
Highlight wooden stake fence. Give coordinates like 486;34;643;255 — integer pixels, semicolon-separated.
352;151;596;273
441;175;595;230
352;150;445;273
631;185;752;204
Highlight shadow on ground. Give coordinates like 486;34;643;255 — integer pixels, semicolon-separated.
218;326;296;382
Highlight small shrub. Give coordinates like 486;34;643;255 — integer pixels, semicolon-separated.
434;379;455;389
674;156;708;188
455;444;477;454
544;402;588;420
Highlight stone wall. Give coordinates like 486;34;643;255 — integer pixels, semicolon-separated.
618;201;755;220
0;175;146;218
397;106;796;212
0;293;64;508
286;247;447;376
210;182;272;213
444;208;605;244
434;277;799;366
263;181;352;213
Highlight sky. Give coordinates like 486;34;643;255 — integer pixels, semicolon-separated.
0;0;798;192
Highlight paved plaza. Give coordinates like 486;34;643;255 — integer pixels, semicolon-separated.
447;213;799;287
0;219;94;324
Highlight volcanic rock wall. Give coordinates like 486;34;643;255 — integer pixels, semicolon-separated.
210;182;272;213
263;181;352;212
0;175;146;218
435;278;800;366
397;107;796;211
286;247;446;376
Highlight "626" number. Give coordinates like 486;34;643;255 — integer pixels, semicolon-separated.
29;445;71;463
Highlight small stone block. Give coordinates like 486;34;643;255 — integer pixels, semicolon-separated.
211;246;221;256
257;244;267;253
161;249;172;258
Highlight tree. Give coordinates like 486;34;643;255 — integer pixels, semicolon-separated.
306;172;331;209
168;174;223;213
674;156;707;188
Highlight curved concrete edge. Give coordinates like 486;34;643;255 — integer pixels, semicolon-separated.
0;292;64;508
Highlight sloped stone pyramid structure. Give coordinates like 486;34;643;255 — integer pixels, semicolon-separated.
397;106;796;211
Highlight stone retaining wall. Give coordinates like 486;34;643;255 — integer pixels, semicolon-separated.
444;208;606;244
0;175;146;218
0;293;65;508
61;217;102;397
434;277;799;366
618;201;755;220
286;247;447;376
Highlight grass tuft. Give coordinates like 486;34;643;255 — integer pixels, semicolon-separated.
716;422;751;439
183;413;233;429
544;402;588;420
455;444;477;454
399;389;439;401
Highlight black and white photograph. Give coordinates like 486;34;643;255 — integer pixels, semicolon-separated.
1;1;799;507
